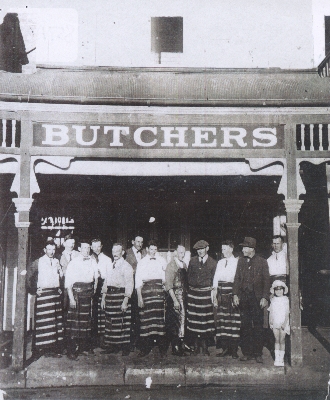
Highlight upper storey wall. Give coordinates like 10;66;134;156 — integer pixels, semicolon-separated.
0;0;322;70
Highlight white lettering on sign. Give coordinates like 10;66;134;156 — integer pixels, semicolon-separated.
73;125;99;146
191;127;216;147
221;127;247;148
134;127;157;147
104;126;130;147
161;127;188;147
36;124;281;149
41;124;69;145
252;128;277;147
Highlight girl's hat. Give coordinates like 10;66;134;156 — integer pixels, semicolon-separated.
270;280;288;295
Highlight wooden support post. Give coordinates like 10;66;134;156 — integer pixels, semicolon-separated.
11;112;33;371
11;198;33;370
326;164;330;268
11;222;31;370
284;199;303;367
284;123;304;367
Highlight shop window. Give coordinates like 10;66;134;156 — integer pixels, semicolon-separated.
151;17;183;63
325;16;330;56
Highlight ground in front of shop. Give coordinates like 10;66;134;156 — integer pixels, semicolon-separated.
0;328;329;393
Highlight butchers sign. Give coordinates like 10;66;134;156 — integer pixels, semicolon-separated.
33;123;284;149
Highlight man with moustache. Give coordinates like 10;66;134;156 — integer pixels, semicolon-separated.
27;240;64;359
125;235;147;350
90;238;112;346
266;235;289;359
135;240;168;357
186;240;217;356
101;243;134;356
233;237;270;363
267;235;288;285
59;234;80;352
212;240;241;359
59;234;79;303
65;239;99;360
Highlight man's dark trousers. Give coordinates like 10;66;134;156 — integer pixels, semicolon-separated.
240;290;264;357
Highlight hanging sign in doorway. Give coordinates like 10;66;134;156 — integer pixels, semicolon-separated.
33;124;284;149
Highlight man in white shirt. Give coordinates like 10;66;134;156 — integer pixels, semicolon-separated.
27;240;64;359
101;243;134;356
65;240;99;360
126;235;147;350
60;234;80;278
135;240;168;357
266;235;288;360
267;235;288;285
212;240;241;359
90;238;112;346
59;234;80;352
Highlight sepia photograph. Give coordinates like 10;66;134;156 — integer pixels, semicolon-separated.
0;1;330;399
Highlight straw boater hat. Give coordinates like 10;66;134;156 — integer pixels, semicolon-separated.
270;280;288;295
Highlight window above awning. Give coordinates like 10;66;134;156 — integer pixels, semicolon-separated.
0;67;328;107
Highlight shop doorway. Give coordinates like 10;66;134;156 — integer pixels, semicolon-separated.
29;174;284;261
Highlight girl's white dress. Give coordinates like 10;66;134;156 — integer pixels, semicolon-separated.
268;296;290;335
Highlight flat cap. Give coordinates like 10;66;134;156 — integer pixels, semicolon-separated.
193;240;209;249
239;237;256;248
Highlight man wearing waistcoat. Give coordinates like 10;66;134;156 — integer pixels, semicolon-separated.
233;237;270;363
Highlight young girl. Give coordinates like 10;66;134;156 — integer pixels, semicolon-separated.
268;280;290;366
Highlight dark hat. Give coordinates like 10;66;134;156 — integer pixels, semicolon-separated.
239;237;256;248
193;240;209;250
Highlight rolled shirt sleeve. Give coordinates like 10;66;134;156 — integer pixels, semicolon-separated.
123;262;134;298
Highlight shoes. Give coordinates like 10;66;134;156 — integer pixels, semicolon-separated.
232;352;239;359
192;345;200;356
80;349;94;356
51;353;62;358
67;353;78;361
201;348;210;356
240;355;254;361
216;348;229;357
172;345;186;357
101;348;119;355
101;349;115;354
137;351;149;358
45;352;62;358
255;355;264;363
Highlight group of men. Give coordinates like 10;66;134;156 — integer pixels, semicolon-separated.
26;233;288;363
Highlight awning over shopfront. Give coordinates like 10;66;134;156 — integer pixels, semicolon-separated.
0;66;330;370
0;67;329;106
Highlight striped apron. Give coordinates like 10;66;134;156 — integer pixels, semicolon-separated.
187;286;215;338
34;287;63;351
140;279;166;338
215;281;241;340
98;297;106;335
66;282;93;339
104;287;131;346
